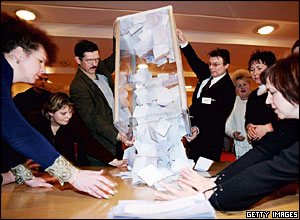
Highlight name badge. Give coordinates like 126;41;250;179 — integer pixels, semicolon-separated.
202;97;212;104
202;97;216;104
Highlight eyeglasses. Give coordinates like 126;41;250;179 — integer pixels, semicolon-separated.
82;58;100;64
208;62;223;68
38;76;48;81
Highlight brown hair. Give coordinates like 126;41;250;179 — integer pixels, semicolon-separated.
42;93;75;120
261;53;299;105
291;39;299;53
1;12;57;65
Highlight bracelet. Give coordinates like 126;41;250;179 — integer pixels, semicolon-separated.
11;164;34;185
45;155;79;186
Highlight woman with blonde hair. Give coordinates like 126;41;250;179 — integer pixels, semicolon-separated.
225;69;253;159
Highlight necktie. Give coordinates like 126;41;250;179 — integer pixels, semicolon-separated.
203;77;212;90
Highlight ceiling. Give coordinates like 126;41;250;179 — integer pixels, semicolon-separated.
2;1;299;96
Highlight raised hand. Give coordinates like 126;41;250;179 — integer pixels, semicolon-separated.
176;29;187;45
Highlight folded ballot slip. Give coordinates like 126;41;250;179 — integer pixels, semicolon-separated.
194;156;214;171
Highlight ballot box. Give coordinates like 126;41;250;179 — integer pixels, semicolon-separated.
114;6;193;185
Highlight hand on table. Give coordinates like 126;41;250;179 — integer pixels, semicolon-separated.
109;159;128;168
25;176;54;188
178;168;216;192
154;181;198;201
69;169;116;199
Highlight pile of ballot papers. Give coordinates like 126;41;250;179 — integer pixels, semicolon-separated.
107;193;217;219
114;6;215;187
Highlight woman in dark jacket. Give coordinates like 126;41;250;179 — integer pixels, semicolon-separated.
27;92;127;167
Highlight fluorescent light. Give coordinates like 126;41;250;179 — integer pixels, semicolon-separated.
185;85;192;89
16;10;36;21
138;64;148;69
257;26;275;35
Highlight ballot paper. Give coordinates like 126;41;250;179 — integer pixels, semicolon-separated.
137;164;174;186
107;193;217;219
194;156;214;171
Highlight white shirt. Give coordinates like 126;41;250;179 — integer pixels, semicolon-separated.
179;41;227;98
196;73;226;98
225;96;253;159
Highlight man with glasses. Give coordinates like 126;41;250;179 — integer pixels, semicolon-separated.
14;73;52;119
70;38;133;167
177;29;236;162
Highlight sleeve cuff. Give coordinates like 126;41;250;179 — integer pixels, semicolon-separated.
180;42;188;48
11;164;34;185
45;155;79;186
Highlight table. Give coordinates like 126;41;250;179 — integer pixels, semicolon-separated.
1;162;298;219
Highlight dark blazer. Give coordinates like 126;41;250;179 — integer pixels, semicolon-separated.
209;119;299;211
245;88;279;147
181;43;236;161
28;111;115;165
69;39;123;159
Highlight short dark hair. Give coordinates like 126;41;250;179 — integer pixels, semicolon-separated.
1;12;57;65
291;39;299;53
261;53;299;105
208;48;230;65
248;50;276;70
74;40;98;59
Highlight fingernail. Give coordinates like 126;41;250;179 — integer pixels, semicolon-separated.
103;194;109;199
112;183;118;187
113;190;118;194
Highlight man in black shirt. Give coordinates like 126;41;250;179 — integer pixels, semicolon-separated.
13;73;52;118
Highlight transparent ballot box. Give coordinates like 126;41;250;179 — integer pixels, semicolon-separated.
114;6;192;172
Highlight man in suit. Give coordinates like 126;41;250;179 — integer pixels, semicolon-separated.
177;29;236;162
70;38;133;166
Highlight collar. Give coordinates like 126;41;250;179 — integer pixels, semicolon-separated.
257;84;267;96
79;67;97;80
211;72;227;84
